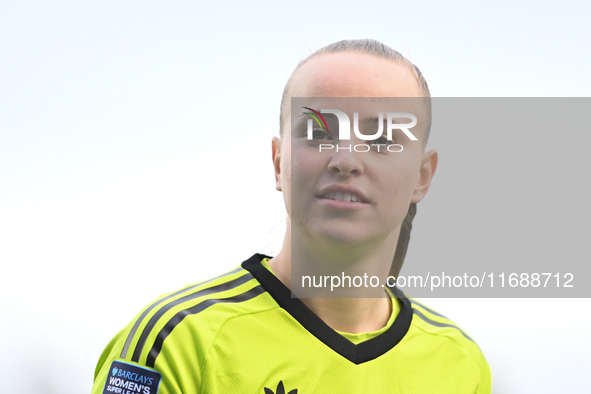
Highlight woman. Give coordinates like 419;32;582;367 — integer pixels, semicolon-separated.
92;39;491;394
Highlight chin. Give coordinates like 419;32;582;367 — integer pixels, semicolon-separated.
306;226;374;247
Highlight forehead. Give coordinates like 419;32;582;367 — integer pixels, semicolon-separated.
290;52;422;98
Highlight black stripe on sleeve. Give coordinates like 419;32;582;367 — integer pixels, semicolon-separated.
120;267;244;359
146;285;267;368
412;308;474;342
409;298;449;320
131;272;255;363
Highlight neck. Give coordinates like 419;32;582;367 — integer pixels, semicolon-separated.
268;222;400;334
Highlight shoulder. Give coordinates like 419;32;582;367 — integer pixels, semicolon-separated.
122;263;269;366
92;258;274;394
405;297;492;393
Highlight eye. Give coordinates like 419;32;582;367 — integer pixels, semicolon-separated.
371;136;394;145
312;129;332;140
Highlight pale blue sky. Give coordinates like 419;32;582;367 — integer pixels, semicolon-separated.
1;0;590;193
1;1;589;393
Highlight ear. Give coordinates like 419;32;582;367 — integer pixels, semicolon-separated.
411;149;438;203
272;136;282;191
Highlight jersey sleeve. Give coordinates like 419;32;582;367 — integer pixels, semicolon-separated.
90;302;194;394
408;297;492;393
91;266;255;394
475;349;492;394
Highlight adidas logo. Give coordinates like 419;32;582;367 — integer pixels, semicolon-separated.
264;380;298;394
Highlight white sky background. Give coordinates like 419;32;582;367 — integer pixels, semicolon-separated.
0;1;589;393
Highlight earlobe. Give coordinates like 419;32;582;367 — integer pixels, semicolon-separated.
411;149;438;203
272;136;282;191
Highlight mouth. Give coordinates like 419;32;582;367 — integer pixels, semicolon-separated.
317;185;370;204
320;191;365;203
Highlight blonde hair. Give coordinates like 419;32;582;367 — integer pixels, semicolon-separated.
279;38;432;143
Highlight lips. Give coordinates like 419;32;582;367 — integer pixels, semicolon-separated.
321;191;362;202
317;185;369;204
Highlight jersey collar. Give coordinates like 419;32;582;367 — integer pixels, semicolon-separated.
242;253;413;365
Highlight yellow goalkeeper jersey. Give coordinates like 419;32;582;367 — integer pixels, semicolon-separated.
92;253;491;393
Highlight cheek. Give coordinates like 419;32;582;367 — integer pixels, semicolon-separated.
280;142;324;213
282;163;291;201
380;159;420;205
288;149;328;217
379;171;417;231
291;147;325;184
278;144;293;213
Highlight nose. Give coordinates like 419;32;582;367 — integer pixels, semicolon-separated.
327;143;364;176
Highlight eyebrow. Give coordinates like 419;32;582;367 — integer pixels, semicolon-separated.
362;116;400;124
295;112;339;124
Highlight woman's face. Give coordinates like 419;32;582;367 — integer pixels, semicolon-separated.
273;52;437;249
